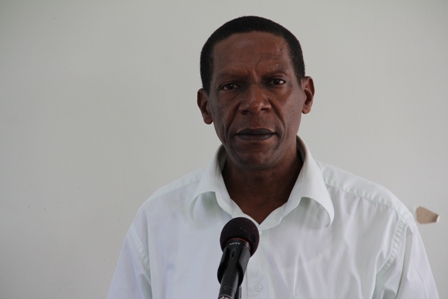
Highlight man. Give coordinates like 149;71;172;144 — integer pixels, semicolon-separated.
108;16;439;298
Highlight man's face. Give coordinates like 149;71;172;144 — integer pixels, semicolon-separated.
197;31;314;171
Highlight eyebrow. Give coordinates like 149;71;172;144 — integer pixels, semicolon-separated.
214;63;292;83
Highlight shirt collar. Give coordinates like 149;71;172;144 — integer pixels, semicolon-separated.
191;146;227;203
190;137;334;226
294;137;334;226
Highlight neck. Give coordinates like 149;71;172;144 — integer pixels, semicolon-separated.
222;152;302;224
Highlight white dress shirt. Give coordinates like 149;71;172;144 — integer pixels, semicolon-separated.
108;137;439;299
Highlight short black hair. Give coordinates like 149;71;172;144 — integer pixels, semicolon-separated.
200;16;306;93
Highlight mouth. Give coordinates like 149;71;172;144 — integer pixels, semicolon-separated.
236;128;275;141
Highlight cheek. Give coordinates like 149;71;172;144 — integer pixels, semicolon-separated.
210;108;229;138
281;99;303;132
211;106;241;145
210;101;236;126
208;98;227;119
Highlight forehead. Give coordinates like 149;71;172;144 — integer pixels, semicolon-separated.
211;32;292;78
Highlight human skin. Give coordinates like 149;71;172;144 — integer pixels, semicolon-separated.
197;31;315;223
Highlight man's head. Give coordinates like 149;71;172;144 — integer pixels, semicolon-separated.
197;17;314;172
200;16;305;93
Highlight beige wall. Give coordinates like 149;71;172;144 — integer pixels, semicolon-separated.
1;1;447;298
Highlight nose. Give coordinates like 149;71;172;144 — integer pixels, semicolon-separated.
238;84;271;114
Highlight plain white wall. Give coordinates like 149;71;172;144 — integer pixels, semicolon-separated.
1;1;447;298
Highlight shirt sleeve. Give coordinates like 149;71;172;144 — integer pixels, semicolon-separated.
107;223;152;299
374;216;439;299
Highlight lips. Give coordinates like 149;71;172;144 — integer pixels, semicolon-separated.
236;128;275;141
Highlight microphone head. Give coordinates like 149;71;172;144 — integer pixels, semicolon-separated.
220;217;259;256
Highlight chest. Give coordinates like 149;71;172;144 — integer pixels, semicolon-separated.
147;221;383;299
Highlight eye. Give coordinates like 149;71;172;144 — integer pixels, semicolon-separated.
221;83;240;91
269;78;286;85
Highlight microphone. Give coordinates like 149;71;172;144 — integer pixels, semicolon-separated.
217;217;260;299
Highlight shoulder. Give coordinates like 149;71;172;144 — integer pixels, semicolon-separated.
148;169;203;200
316;161;413;221
136;169;204;216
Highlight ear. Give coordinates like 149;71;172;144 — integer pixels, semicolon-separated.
301;76;315;114
197;88;213;124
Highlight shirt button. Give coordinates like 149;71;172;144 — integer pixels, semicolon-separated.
254;283;263;292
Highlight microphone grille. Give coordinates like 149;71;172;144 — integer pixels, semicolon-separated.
220;217;259;256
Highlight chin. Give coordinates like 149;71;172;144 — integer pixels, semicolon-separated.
234;155;278;171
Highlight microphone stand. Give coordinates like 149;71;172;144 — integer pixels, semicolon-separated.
235;286;240;299
217;241;249;299
218;286;240;299
217;217;259;299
